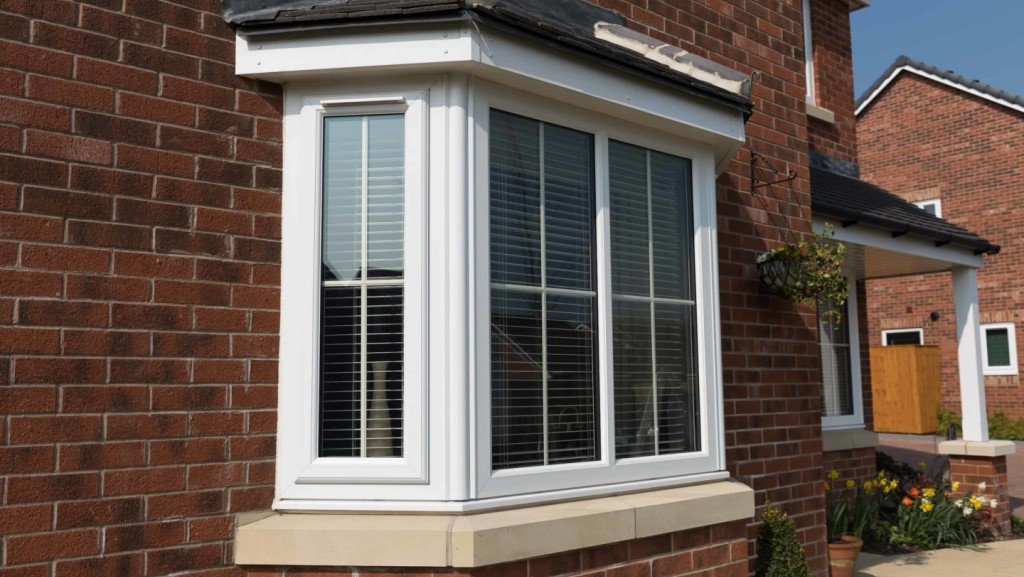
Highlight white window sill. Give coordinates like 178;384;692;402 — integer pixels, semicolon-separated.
822;427;878;452
939;440;1016;458
234;480;754;568
806;102;836;124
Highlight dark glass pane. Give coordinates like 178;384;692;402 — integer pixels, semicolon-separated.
320;286;362;457
654;303;700;454
613;299;654;457
546;294;599;464
365;286;404;457
818;301;853;417
491;288;544;470
650;152;694;301
609;141;650;297
544;124;594;291
987;328;1011;367
885;331;921;346
490;111;541;287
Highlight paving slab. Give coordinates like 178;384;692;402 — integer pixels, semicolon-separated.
855;539;1024;577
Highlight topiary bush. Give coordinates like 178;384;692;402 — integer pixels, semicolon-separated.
756;504;811;577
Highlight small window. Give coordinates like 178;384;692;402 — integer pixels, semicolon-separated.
982;323;1018;376
882;329;923;346
914;198;942;218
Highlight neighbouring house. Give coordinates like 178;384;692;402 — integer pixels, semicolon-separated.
0;2;1012;577
858;56;1024;419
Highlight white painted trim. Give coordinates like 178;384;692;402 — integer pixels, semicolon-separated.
822;271;864;430
802;0;815;104
953;266;988;441
806;102;835;124
882;328;924;346
856;64;1024;117
981;322;1019;376
812;217;984;269
913;198;942;219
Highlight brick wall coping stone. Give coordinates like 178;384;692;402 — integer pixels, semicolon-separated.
938;440;1017;457
823;428;879;452
234;480;754;568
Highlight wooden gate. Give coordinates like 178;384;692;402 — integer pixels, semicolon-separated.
869;345;941;434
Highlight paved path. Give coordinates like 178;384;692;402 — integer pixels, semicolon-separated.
855;539;1024;576
876;433;1024;517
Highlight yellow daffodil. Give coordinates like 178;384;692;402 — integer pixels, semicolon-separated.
828;470;840;481
922;488;936;498
846;480;855;489
920;499;934;513
969;496;984;509
918;461;927;470
824;482;830;491
952;481;961;491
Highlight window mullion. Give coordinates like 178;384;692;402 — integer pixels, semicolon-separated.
359;115;370;458
539;123;549;467
646;150;659;455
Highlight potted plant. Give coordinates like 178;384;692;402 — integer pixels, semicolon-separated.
825;472;876;577
756;504;811;577
756;223;848;323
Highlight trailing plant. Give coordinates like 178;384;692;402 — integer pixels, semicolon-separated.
756;223;847;324
756;504;811;577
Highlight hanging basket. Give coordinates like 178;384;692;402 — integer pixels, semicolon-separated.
756;249;807;300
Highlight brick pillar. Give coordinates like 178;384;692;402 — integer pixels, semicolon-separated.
948;454;1011;536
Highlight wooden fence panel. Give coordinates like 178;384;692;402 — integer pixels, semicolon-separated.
869;345;941;434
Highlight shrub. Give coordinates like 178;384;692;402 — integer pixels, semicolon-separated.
1012;515;1024;536
756;504;811;577
936;409;1024;441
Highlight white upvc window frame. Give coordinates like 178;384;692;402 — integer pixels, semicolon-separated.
471;80;724;499
802;0;816;105
914;198;942;218
981;322;1018;376
882;328;924;346
277;81;439;504
821;271;864;430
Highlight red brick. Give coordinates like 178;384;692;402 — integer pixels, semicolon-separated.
104;520;187;553
2;0;77;24
0;68;26;96
6;472;100;503
165;26;234;64
110;359;189;384
112;303;190;330
154;331;230;357
197;258;251;283
236;138;281;166
160;124;233;157
230;385;276;410
70;165;154;197
68;220;151;250
162;75;234;109
106;413;187;440
54;554;144;577
14;358;105;384
25;129;111;164
0;39;73;77
55;497;144;529
151;438;228;466
62;385;150;413
155;177;232;208
189;411;246;435
0;95;70;131
74;109;158;147
232;334;278;357
255;118;282;142
27;74;114;113
0;446;56;475
151;385;228;411
198;157;253;187
124;0;202;29
115;197;193;228
0;327;60;354
18;299;108;327
118;91;196;126
22;245;111;273
0;122;18;151
249;359;278;383
232;187;280;213
0;212;64;242
0;153;68;187
228;485;274;513
197;207;252;235
251;310;280;333
63;329;150;356
228;435;275;460
79;5;163;47
22;186;113;220
104;466;187;496
188;516;234;542
155;280;232;307
6;529;100;564
253;214;281;239
193;360;247;384
146;490;226;520
194;307;247;331
234;237;280;263
247;410;277;433
254;166;281;190
116;144;194;178
32;20;119;60
59;442;147;471
237;91;282;118
156;228;231;257
198;108;254;138
114;251;194;279
10;415;102;444
232;285;279;309
251;264;281;286
66;274;152;301
146;543;224;574
0;11;30;42
0;504;52;535
0;386;57;413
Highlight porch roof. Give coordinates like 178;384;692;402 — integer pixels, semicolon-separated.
810;168;999;256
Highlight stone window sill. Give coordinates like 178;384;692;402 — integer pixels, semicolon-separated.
806;102;836;124
822;427;879;452
234;480;754;568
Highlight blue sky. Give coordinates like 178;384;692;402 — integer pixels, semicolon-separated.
851;1;1024;101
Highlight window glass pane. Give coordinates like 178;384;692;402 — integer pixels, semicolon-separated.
610;141;699;458
987;328;1011;367
319;114;405;459
489;110;598;471
818;301;853;417
920;203;937;216
885;331;921;346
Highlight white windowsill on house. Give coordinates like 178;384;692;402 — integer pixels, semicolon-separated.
805;102;836;124
822;427;879;452
938;440;1016;458
234;480;754;568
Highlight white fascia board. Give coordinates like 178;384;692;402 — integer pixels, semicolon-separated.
235;23;745;171
812;216;984;269
855;65;1024;117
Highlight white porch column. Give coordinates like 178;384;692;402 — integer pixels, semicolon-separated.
952;266;989;441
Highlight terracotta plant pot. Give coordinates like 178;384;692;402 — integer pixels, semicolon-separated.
827;535;863;577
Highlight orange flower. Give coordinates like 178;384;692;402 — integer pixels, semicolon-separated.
909;487;920;497
902;496;914;506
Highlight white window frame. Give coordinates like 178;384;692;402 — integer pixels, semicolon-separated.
472;80;724;499
981;322;1018;376
914;198;942;218
802;0;816;104
882;328;924;346
821;272;864;430
277;81;441;504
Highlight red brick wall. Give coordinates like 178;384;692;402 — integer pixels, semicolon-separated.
0;0;281;575
859;72;1024;417
806;0;858;163
0;1;837;576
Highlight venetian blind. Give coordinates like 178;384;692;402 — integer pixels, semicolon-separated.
320;114;405;458
489;109;599;470
818;301;853;417
610;141;700;458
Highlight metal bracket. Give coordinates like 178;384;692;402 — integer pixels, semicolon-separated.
750;150;797;194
